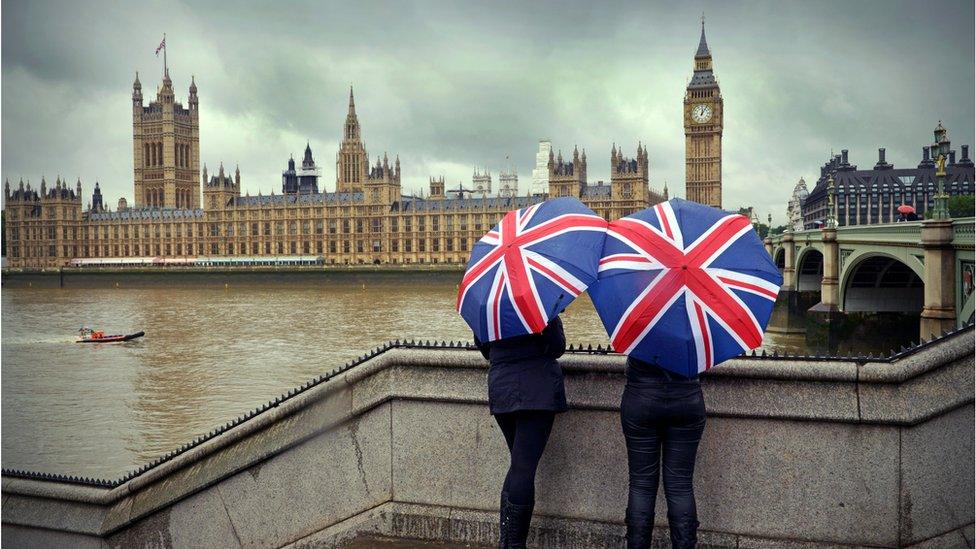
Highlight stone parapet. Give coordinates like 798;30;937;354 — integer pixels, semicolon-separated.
2;328;974;548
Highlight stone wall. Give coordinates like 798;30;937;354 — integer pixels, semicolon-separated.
2;328;974;548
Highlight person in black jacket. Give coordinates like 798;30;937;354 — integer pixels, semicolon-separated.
620;356;706;548
474;316;567;549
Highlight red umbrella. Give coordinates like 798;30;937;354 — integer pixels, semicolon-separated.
897;204;916;214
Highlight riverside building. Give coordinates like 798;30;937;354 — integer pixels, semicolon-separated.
3;71;669;269
800;124;975;229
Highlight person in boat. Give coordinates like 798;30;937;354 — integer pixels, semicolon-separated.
473;315;566;549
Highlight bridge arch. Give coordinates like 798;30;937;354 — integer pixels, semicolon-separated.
773;247;785;270
841;253;923;313
795;247;823;292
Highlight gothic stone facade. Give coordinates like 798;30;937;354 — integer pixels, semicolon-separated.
684;21;723;208
4;76;667;269
132;68;200;210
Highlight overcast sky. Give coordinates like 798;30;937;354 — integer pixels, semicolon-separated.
2;0;973;223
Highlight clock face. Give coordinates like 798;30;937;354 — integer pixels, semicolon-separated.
692;104;713;123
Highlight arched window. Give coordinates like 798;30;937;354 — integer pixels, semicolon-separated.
144;143;150;167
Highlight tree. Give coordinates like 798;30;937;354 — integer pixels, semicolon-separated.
769;224;788;236
948;195;975;218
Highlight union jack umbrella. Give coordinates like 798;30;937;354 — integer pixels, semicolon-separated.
457;197;607;342
588;198;782;376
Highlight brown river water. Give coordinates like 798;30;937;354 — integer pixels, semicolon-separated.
1;272;811;479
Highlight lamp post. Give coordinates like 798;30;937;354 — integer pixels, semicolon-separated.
929;122;951;220
918;121;957;338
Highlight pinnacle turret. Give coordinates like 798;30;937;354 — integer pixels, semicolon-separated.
344;86;361;141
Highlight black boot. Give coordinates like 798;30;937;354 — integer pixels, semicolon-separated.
625;508;654;549
667;515;699;549
497;491;509;549
499;494;534;549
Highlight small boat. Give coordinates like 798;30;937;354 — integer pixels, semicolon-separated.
77;328;145;343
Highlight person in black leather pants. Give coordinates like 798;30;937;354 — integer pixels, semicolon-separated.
620;356;706;549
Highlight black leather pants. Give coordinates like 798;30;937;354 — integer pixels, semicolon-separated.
620;374;706;549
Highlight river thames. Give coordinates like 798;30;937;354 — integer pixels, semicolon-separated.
2;272;824;479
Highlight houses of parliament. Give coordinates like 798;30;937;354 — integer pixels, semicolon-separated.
3;26;723;269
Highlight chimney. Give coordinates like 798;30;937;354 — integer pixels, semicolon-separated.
875;148;892;169
841;149;849;165
949;150;956;165
919;146;935;168
959;145;974;166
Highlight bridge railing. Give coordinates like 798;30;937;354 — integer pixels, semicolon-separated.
768;217;974;248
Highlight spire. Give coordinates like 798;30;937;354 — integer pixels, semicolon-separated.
189;74;197;94
344;86;361;140
696;14;710;58
133;71;142;90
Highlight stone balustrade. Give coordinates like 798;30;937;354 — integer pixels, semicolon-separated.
2;327;974;548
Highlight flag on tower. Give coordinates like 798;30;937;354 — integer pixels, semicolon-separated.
155;37;166;56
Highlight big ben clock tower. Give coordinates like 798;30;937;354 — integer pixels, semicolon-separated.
684;19;723;208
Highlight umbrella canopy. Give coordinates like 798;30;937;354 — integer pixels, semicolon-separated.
588;198;782;376
897;204;916;214
457;197;607;342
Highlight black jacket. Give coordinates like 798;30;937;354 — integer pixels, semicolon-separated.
474;316;568;414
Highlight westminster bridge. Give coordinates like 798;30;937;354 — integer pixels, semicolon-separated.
765;217;975;342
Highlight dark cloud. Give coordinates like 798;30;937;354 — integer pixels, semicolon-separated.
3;0;973;223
